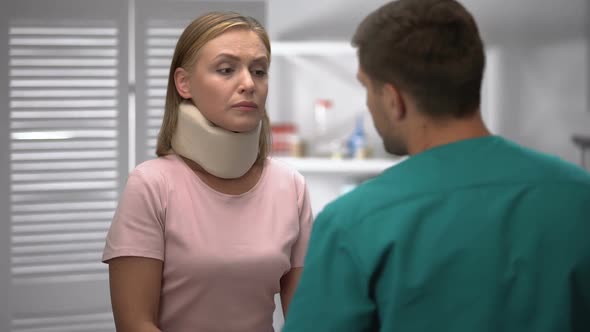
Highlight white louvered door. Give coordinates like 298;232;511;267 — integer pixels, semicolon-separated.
2;1;128;331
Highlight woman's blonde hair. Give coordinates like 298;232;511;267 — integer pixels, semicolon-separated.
156;12;271;165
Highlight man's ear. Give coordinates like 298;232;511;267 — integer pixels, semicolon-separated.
383;83;407;120
174;67;192;99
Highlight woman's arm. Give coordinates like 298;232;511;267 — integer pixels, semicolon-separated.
108;256;163;332
280;267;303;317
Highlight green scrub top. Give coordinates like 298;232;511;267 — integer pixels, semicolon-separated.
283;136;590;332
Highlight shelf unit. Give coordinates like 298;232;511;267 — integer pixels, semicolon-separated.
270;41;388;178
276;157;404;176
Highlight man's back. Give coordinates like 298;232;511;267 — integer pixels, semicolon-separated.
284;136;590;332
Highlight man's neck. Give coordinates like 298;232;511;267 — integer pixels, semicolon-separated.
407;111;491;155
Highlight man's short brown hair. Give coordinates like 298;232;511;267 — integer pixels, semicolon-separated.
352;0;485;118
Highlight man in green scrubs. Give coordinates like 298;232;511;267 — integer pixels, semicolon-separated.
282;0;590;331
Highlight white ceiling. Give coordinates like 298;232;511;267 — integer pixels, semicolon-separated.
267;0;589;45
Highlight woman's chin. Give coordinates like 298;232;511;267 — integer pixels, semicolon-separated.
226;119;261;133
209;116;259;133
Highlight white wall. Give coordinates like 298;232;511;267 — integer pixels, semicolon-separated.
487;38;589;165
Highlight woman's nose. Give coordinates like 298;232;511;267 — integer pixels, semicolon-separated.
238;69;255;94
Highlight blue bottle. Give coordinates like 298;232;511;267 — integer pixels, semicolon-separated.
347;114;368;159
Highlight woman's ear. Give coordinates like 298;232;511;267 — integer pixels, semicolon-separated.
383;83;407;121
174;67;192;99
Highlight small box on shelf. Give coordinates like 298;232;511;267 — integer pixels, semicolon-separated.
271;123;305;158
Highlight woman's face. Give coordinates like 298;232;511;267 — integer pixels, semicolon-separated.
179;28;269;133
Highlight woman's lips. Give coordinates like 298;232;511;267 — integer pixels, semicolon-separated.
231;101;258;110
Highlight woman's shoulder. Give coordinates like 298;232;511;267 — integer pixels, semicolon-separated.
266;157;302;176
134;153;180;170
264;157;306;187
129;154;184;183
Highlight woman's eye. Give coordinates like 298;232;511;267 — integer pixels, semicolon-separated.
252;69;267;77
217;68;234;75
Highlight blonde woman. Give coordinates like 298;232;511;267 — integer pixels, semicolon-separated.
102;12;313;332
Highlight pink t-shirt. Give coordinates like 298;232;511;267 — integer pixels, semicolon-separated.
102;154;313;332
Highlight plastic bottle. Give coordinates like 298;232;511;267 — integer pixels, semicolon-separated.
347;114;369;159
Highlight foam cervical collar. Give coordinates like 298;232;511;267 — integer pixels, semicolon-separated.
171;101;261;179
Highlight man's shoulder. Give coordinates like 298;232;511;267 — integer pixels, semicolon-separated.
317;173;404;230
501;140;590;185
